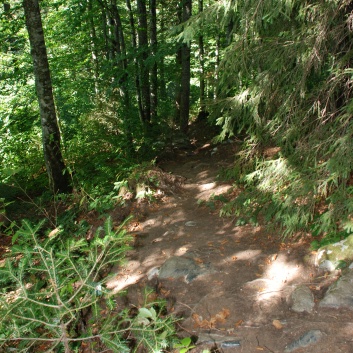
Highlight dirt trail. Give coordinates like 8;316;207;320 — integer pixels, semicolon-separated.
108;141;353;353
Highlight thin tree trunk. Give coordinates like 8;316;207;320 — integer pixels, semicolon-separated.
111;0;134;154
23;0;71;193
87;0;99;94
100;7;110;59
179;0;192;133
198;0;206;117
159;4;166;99
136;0;151;126
174;1;182;125
149;0;158;123
126;0;143;123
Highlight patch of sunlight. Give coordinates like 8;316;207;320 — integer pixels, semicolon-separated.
228;249;262;261
258;254;301;300
174;244;192;256
106;272;144;294
198;182;216;191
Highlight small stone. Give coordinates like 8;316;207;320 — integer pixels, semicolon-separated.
221;340;241;348
290;285;315;313
147;267;160;280
197;333;240;345
284;330;323;352
185;221;197;227
158;256;210;283
272;319;283;329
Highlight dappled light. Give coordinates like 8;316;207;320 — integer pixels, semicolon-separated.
2;0;353;351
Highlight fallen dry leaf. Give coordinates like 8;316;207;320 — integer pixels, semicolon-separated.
192;308;230;329
271;253;278;261
160;288;170;296
234;319;243;328
272;319;283;329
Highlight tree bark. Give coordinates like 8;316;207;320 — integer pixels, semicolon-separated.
87;0;99;94
23;0;71;193
126;0;143;123
179;0;192;133
149;0;158;123
136;0;151;126
198;0;206;116
174;1;183;125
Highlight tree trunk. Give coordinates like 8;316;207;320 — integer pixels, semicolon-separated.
149;0;158;123
111;0;134;154
87;0;99;95
23;0;71;193
179;0;192;133
198;0;206;117
159;4;167;99
174;1;183;125
136;0;151;126
126;0;143;123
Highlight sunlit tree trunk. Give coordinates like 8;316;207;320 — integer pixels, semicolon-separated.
23;0;71;193
179;0;192;133
198;0;206;117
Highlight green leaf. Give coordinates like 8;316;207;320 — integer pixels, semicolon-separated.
138;307;154;320
180;337;192;346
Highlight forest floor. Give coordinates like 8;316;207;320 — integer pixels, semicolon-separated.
2;120;353;352
107;120;353;353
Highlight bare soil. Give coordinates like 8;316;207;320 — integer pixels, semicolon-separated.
107;131;353;352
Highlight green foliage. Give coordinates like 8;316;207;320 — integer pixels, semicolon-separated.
0;217;178;352
197;1;353;238
130;293;180;353
174;337;196;353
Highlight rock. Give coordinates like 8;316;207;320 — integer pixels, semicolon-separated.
147;267;160;280
315;234;353;271
158;256;210;283
284;330;323;352
290;285;315;313
197;333;241;347
185;221;197;227
220;340;241;348
319;269;353;309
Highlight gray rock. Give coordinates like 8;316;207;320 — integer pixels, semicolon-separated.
290;285;315;313
284;330;323;352
185;221;197;227
197;333;241;346
320;269;353;309
316;234;353;271
158;256;210;283
221;340;241;348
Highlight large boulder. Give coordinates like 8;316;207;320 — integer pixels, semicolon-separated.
315;234;353;271
319;269;353;309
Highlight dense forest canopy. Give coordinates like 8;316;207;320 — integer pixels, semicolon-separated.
1;0;353;236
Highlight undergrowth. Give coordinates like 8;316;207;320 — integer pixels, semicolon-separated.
0;217;179;352
218;141;353;244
